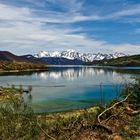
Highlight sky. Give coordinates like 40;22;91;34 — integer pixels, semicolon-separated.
0;0;140;55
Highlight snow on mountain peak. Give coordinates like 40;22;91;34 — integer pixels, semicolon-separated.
51;51;61;57
34;50;126;62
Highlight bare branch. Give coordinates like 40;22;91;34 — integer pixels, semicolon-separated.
98;94;130;124
37;122;56;140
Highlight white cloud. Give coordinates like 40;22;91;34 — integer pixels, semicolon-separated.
0;20;139;55
104;5;140;20
0;2;140;55
0;1;140;24
107;44;140;55
0;4;31;21
0;2;100;24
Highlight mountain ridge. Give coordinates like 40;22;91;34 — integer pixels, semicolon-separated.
34;50;126;63
1;50;139;66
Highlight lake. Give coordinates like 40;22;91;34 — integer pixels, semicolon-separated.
0;66;140;113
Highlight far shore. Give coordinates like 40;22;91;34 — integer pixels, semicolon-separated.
0;65;140;73
0;68;48;73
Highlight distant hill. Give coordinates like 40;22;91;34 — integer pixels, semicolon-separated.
0;51;46;71
0;51;24;61
88;55;140;66
0;51;47;64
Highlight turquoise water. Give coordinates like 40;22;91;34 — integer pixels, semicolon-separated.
0;66;140;113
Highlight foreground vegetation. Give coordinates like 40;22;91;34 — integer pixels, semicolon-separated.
0;61;46;71
0;80;140;140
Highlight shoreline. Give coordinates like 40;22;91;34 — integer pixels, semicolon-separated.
0;68;48;73
1;65;140;72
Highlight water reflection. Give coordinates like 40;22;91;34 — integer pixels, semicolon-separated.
35;67;137;85
38;67;108;80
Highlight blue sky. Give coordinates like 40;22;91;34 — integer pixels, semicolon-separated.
0;0;140;55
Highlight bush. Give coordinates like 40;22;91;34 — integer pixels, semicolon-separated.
0;92;39;140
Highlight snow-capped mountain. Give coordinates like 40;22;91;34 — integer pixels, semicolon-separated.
34;49;126;63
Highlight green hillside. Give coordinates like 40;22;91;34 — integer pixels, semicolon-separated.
89;55;140;66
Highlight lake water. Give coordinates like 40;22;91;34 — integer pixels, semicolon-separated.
0;66;140;113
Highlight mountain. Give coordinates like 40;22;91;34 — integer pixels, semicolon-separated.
34;50;126;65
0;51;46;64
0;51;25;61
0;51;46;71
40;57;84;65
